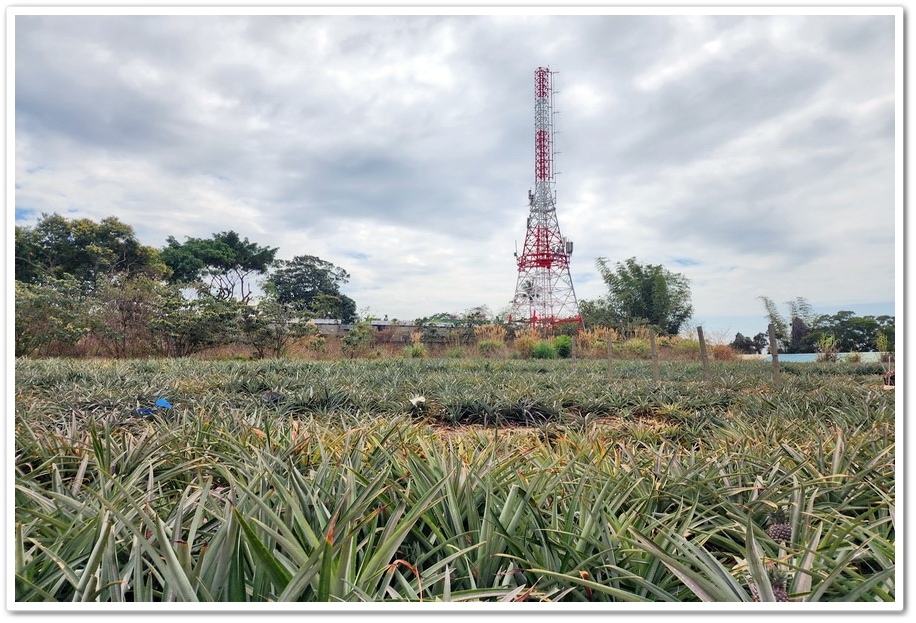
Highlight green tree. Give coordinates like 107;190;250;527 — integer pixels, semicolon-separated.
752;332;769;355
593;257;693;336
86;275;169;358
15;213;167;291
14;277;89;357
578;298;617;329
808;311;894;352
263;255;356;322
729;332;756;355
161;231;277;303
149;289;239;357
340;318;375;359
759;296;815;353
237;299;317;359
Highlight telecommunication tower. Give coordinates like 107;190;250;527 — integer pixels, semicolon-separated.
508;67;582;329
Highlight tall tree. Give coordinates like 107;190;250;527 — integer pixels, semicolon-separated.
15;213;167;290
760;296;819;353
809;311;895;352
161;231;277;303
591;257;693;335
263;255;356;322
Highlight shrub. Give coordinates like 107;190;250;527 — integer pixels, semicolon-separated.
341;320;374;358
674;339;701;359
477;339;505;357
554;335;573;358
306;335;327;354
816;334;839;362
577;327;617;354
402;343;428;358
619;338;650;359
711;344;738;360
513;335;539;358
445;346;464;358
531;341;558;359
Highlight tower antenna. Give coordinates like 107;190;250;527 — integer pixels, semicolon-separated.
508;67;583;330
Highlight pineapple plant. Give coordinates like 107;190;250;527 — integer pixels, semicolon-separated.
769;567;790;602
766;505;792;544
750;565;791;602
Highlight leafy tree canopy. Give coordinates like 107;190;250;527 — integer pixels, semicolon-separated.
161;231;277;303
759;296;814;353
591;257;693;336
263;255;356;322
760;297;894;353
809;311;895;353
15;213;167;290
729;332;769;355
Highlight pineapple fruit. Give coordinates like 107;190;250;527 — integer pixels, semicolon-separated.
749;565;791;602
766;506;792;543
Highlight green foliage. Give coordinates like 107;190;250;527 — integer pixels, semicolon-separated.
815;334;840;362
619;338;651;359
554;334;572;358
14;277;89;356
531;341;558;359
340;319;374;359
759;299;894;355
578;298;617;329
14;358;895;603
15;213;167;290
594;257;693;336
445;346;465;358
161;231;277;303
264;255;356;322
149;290;240;357
759;296;815;352
809;311;895;353
237;299;317;359
476;340;505;356
674;339;701;357
414;306;493;346
86;275;170;358
402;343;428;358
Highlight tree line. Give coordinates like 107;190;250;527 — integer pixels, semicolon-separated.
15;213;356;358
733;296;895;355
14;212;893;359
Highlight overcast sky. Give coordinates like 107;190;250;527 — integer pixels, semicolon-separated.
12;8;900;339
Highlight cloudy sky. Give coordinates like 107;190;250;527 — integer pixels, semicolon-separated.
12;8;900;339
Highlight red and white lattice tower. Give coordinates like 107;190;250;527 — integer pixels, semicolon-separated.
508;67;582;329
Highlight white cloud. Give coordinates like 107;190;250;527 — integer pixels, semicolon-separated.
12;11;898;337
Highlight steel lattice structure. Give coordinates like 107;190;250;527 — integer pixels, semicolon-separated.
508;67;582;329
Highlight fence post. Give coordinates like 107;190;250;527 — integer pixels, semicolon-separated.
606;330;613;379
769;323;781;389
649;329;660;383
697;326;712;384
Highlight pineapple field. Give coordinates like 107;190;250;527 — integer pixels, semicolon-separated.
13;357;896;604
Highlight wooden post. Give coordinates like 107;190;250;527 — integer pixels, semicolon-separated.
606;330;613;378
649;330;660;383
768;323;781;389
697;326;712;384
571;334;577;360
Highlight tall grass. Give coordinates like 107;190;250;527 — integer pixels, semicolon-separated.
14;358;895;603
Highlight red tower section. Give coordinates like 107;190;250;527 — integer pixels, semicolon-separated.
509;67;582;329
